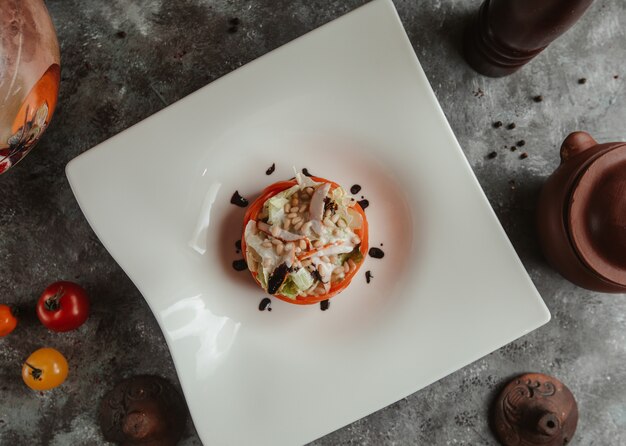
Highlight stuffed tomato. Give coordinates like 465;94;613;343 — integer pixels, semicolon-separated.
241;172;368;305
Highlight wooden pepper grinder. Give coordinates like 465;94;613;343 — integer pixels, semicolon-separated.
464;0;595;77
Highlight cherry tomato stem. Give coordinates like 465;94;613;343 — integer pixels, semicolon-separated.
44;288;65;311
24;362;43;380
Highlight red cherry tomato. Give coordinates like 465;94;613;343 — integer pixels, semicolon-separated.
36;281;90;332
0;304;18;336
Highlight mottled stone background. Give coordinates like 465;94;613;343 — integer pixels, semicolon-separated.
0;0;624;445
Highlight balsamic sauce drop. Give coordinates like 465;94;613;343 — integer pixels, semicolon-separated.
267;263;289;294
350;184;362;194
232;259;247;271
266;163;276;175
365;271;373;284
302;168;313;177
368;247;384;259
230;191;248;207
357;199;369;210
320;300;330;311
259;297;272;311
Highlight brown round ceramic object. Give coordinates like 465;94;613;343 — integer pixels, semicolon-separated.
536;131;626;293
569;146;626;285
99;375;187;446
492;373;578;446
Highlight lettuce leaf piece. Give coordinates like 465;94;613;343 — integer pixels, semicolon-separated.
279;268;316;299
279;277;299;299
295;172;320;188
257;266;268;290
273;184;300;201
347;207;363;230
339;244;364;265
267;196;288;226
331;187;355;227
290;268;314;291
244;221;284;287
350;247;364;264
263;185;300;226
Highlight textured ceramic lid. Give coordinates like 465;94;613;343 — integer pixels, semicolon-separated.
99;375;187;446
568;144;626;287
491;373;578;446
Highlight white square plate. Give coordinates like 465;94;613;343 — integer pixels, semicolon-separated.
66;1;550;444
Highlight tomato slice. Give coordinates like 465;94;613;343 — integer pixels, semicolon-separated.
241;176;369;305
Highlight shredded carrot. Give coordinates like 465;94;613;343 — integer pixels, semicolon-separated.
297;242;344;260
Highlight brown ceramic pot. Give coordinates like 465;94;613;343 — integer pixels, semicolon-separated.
537;131;626;293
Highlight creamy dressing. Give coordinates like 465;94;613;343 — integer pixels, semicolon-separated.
244;175;363;298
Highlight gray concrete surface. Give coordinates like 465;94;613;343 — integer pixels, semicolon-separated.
1;0;624;444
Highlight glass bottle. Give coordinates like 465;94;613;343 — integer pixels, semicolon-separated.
0;0;60;174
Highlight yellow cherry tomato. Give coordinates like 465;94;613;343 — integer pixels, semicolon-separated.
22;348;68;391
0;304;18;336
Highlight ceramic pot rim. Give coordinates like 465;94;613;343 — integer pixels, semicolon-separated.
566;143;626;288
